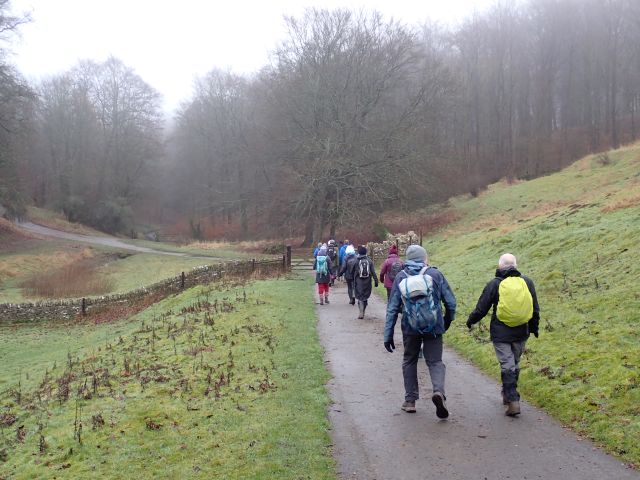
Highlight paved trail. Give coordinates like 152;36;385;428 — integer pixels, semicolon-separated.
316;280;638;480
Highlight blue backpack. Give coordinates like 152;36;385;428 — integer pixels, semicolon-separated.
316;255;328;275
398;267;439;334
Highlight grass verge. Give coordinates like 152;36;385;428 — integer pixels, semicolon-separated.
421;145;640;467
0;275;334;479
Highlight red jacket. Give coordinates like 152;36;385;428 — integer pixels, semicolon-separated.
379;254;403;289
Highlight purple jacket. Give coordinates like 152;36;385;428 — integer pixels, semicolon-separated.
379;254;403;289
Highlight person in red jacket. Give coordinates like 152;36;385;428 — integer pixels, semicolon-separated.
379;244;404;300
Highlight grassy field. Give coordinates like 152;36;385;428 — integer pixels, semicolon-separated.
0;275;334;479
0;242;218;303
401;144;640;466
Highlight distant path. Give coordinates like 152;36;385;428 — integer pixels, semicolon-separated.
316;280;639;479
17;222;218;259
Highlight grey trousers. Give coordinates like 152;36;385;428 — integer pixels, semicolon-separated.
494;340;526;402
402;334;445;401
493;340;526;373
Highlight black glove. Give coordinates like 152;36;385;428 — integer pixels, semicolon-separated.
466;320;473;330
531;328;539;338
375;281;379;288
384;339;395;353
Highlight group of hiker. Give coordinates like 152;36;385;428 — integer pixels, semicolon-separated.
313;239;378;319
314;240;540;419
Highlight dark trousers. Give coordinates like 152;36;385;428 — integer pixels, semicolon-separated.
385;287;391;301
346;279;355;302
402;334;445;401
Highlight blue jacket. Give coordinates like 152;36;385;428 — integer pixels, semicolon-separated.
338;244;348;264
384;260;456;341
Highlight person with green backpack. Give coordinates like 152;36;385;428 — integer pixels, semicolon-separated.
466;253;540;417
314;244;333;305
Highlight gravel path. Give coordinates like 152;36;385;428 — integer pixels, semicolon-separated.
17;222;218;259
316;280;638;480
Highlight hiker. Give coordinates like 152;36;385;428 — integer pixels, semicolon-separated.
312;242;322;258
313;244;333;305
379;244;404;300
326;239;339;286
384;245;457;418
339;245;358;305
338;240;350;280
347;245;378;319
466;253;539;417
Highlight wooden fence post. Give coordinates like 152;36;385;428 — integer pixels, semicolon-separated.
419;229;423;246
282;254;286;271
286;245;292;269
180;271;185;289
252;259;256;271
81;297;86;316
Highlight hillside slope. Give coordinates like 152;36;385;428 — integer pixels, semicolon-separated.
425;144;640;466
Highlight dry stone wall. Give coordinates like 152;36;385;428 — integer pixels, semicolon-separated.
366;231;421;261
0;258;285;323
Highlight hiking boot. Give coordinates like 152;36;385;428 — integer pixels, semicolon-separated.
432;392;449;419
319;296;324;305
324;295;330;304
505;401;521;417
349;298;355;305
401;401;416;413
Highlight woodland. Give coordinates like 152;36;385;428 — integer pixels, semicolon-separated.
1;0;639;243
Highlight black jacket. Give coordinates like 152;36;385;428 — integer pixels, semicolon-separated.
467;267;540;343
347;255;378;301
339;255;358;281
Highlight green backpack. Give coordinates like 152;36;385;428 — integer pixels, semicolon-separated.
496;277;533;327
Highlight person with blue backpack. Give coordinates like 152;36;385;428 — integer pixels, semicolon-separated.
466;253;540;417
313;244;333;305
384;245;457;418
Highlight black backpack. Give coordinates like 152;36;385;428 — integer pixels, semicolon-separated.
388;260;404;282
358;258;370;278
327;246;337;261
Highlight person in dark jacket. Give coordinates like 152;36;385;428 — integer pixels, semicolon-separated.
338;245;358;305
347;245;378;319
379;244;404;300
384;245;456;418
313;245;333;305
466;253;540;417
326;239;339;286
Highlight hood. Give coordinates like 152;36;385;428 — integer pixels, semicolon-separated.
496;267;521;279
404;259;426;274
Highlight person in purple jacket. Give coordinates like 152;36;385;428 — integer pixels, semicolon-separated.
379;244;404;300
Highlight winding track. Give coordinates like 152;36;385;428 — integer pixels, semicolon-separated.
316;280;639;480
17;222;217;259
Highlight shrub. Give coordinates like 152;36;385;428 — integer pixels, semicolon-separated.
92;198;133;234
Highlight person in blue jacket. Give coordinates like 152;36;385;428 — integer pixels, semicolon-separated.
337;240;350;280
384;245;456;419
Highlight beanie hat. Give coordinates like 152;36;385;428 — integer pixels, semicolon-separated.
318;247;327;256
389;244;398;255
345;245;355;255
405;245;427;262
358;245;367;255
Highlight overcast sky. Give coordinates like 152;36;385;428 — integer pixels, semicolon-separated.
9;0;493;113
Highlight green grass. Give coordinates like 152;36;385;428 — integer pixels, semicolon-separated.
0;242;241;303
0;275;334;479
416;144;640;466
